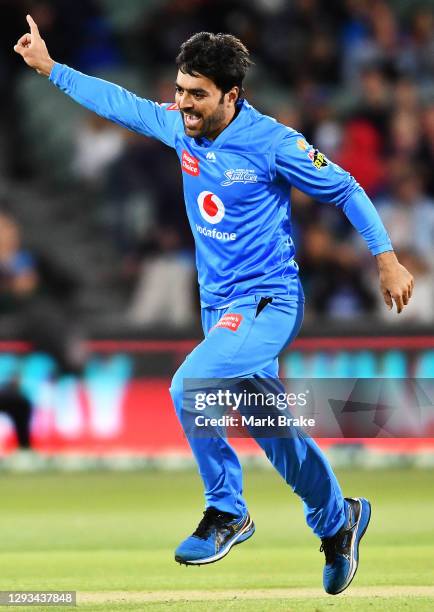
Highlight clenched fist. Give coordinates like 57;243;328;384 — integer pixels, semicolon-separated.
14;15;55;77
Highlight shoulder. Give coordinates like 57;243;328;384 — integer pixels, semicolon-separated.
239;101;293;149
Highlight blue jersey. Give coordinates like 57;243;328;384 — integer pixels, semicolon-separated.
50;64;393;307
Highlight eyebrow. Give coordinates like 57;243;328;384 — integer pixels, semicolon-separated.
175;82;209;95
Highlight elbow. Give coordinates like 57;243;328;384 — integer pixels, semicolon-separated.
336;179;364;211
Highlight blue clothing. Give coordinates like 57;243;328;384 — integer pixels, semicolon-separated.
169;293;345;538
50;63;393;307
0;251;35;278
49;63;387;539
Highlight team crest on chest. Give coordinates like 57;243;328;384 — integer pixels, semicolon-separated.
221;168;258;187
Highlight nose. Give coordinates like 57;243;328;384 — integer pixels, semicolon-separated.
177;91;194;110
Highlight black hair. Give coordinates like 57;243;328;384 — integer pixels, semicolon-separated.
176;32;253;96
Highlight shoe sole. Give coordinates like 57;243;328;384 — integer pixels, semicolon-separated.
175;515;255;566
331;497;371;595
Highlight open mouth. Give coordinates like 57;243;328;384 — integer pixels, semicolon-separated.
183;113;202;129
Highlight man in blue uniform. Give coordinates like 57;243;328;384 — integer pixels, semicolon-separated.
15;17;414;595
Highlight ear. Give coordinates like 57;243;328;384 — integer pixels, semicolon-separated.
226;86;240;106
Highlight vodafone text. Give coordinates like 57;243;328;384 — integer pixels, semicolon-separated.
195;224;237;241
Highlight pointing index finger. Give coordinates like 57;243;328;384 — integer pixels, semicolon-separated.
26;14;40;36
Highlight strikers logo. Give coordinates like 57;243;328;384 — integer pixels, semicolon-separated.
197;191;225;224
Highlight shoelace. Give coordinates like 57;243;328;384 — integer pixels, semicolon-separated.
193;507;236;540
319;523;356;564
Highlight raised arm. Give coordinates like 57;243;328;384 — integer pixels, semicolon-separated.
14;15;180;148
275;130;414;314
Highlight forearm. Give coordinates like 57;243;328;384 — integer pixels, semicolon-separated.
49;63;149;135
341;187;392;256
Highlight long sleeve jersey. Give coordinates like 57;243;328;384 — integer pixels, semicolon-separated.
50;63;393;307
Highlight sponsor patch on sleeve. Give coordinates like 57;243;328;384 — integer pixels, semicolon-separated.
214;313;243;332
308;148;328;169
297;138;309;151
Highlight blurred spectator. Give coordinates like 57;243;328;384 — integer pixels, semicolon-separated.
0;212;85;374
106;130;190;257
337;119;386;197
351;66;392;140
387;110;423;160
376;167;434;266
128;227;195;328
393;76;420;114
0;212;34;449
0;383;33;450
138;0;213;70
341;0;374;83
299;224;377;319
420;103;434;196
73;113;126;186
400;5;434;84
369;2;401;72
29;0;118;72
311;104;342;159
0;211;38;313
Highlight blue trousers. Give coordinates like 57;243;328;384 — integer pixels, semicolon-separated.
169;293;346;538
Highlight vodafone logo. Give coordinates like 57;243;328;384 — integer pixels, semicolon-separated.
197;191;225;224
182;150;200;176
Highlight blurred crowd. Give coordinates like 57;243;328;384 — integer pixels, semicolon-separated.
0;0;434;331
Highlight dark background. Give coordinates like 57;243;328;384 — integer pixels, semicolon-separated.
0;0;433;348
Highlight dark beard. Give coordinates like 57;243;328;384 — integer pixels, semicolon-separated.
181;103;225;139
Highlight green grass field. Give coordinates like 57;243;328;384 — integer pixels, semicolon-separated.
0;467;433;611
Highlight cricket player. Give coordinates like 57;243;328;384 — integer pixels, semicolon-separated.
15;16;414;595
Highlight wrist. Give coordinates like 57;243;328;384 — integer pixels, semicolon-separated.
376;250;397;270
39;58;55;77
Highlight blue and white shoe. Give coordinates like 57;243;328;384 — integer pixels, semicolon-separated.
320;497;371;595
175;506;255;565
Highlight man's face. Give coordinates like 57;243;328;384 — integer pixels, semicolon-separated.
175;70;238;140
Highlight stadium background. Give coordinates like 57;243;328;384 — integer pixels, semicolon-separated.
0;1;433;610
0;0;433;461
